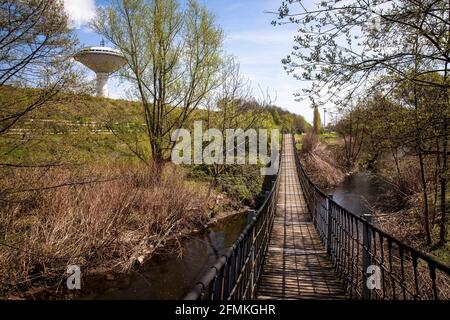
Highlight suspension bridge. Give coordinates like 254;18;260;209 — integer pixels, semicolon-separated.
185;134;450;300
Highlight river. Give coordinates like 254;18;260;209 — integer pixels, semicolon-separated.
328;171;390;216
66;172;383;300
70;212;248;300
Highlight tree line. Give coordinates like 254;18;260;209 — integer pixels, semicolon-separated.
274;0;449;246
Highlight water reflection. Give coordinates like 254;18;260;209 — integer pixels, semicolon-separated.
329;171;390;216
78;213;247;300
71;172;386;299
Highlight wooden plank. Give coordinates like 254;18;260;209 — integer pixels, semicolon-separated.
257;134;348;300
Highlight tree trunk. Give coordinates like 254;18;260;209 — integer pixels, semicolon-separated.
439;27;449;244
207;177;218;198
418;150;432;245
152;143;165;182
439;120;447;244
412;35;432;246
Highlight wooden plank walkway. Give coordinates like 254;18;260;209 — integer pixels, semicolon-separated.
257;134;347;300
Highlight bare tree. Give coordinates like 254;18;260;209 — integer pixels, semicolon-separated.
334;104;366;167
202;56;272;195
273;0;449;102
274;0;449;245
92;0;224;169
0;0;80;135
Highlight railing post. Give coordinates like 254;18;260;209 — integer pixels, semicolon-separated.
326;195;333;254
248;209;256;298
271;180;276;210
362;213;373;300
312;187;317;225
247;209;255;225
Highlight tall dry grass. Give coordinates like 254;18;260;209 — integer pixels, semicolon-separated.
300;132;346;187
373;155;446;249
0;162;211;297
300;131;318;154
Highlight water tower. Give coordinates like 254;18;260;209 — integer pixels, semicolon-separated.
74;40;127;97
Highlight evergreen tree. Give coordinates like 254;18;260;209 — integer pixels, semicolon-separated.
313;106;321;135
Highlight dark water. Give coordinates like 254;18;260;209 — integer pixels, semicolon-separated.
66;173;383;299
328;171;390;216
62;175;276;300
76;213;248;300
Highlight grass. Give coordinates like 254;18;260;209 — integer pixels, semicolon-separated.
0;85;143;124
294;132;341;152
294;133;303;150
1;85;148;166
0;88;191;297
431;241;450;266
319;131;340;146
299;132;346;188
1;132;145;166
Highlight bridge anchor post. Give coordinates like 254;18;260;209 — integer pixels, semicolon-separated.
326;195;333;254
248;209;256;299
247;209;255;225
362;213;373;300
312;187;317;225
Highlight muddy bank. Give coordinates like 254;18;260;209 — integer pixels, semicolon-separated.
15;209;247;300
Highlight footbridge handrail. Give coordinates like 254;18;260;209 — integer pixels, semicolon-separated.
293;137;450;300
184;137;283;300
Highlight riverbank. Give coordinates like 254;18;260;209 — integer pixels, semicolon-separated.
373;196;450;265
0;162;248;299
19;208;249;300
297;132;449;266
295;132;355;188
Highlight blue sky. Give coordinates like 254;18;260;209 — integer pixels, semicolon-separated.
64;0;316;123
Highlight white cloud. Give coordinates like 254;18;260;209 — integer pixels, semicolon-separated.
63;0;96;29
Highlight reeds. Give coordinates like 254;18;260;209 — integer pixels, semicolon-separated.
0;162;211;297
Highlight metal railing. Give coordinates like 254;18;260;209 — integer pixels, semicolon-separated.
184;138;282;300
293;138;450;300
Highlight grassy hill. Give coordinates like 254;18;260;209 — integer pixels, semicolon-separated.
1;86;146;165
1;85;309;165
0;85;143;122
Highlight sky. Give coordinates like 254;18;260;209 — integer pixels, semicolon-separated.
63;0;318;124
